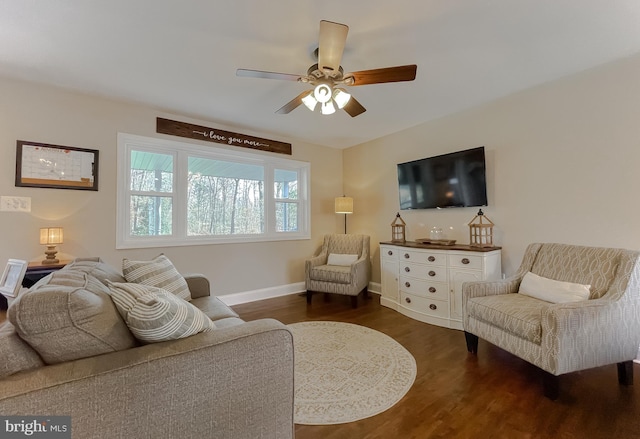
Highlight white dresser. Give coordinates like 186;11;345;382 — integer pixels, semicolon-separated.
380;242;501;330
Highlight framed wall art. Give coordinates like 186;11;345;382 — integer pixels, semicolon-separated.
15;140;99;191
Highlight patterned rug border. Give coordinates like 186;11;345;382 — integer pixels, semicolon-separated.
289;320;417;425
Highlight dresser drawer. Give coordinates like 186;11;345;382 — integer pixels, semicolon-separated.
448;253;483;270
400;292;448;319
400;262;447;282
381;246;399;260
399;250;447;266
399;276;448;301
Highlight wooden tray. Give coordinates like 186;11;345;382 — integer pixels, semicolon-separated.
415;238;457;246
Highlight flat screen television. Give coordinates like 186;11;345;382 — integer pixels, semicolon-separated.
397;146;487;210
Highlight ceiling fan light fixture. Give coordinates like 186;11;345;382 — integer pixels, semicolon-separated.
313;83;333;104
302;92;318;111
321;100;336;115
333;88;351;109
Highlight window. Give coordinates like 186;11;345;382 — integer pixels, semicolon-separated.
117;133;309;249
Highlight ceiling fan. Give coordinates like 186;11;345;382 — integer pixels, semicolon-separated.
236;20;417;117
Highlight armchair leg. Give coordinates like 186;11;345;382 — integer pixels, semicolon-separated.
464;331;478;354
617;361;634;386
351;296;358;308
542;372;560;400
306;290;312;304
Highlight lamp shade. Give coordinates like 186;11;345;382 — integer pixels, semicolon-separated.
333;88;351;109
334;197;354;214
301;92;318;111
40;227;64;245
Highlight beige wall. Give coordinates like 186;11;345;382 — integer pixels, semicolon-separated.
0;77;343;295
4;51;640;294
345;53;640;282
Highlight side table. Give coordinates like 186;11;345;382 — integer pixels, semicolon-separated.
22;261;70;288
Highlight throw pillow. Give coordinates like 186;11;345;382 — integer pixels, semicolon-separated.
63;257;127;285
8;271;136;365
122;254;191;301
327;253;359;266
107;282;215;344
518;271;591;303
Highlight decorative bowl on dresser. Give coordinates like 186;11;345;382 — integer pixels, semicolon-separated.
380;241;501;330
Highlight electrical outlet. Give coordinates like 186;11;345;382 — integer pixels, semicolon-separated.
0;196;31;212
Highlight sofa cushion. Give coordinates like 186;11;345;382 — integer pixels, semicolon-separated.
0;321;44;378
190;296;239;321
309;265;352;284
63;257;126;285
467;293;549;344
107;282;215;343
519;271;590;303
123;254;192;301
8;271;137;364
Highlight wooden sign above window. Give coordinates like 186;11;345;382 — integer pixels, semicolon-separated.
156;117;292;155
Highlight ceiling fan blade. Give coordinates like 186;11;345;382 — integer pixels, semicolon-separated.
346;64;417;86
236;69;301;81
318;20;349;77
275;90;311;114
343;96;366;117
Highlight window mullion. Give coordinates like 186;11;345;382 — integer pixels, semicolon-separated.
175;151;189;240
264;163;275;234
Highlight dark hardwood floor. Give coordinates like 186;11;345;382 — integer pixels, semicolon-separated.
232;293;640;439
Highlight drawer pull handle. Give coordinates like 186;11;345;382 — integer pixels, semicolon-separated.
405;282;411;288
387;250;393;256
428;256;435;262
461;258;470;265
404;253;410;259
405;297;412;304
428;270;436;277
429;304;437;310
405;267;411;272
429;287;436;293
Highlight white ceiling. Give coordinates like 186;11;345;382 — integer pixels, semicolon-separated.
2;1;640;149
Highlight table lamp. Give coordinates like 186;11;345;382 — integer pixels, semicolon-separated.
40;227;63;264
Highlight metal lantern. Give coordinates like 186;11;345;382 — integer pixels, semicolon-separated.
391;212;406;243
468;209;494;247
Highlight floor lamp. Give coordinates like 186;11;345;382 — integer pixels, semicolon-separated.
335;196;353;234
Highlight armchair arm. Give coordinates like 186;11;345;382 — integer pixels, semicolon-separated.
463;276;521;299
541;298;640;374
350;256;371;289
305;252;328;277
182;273;210;298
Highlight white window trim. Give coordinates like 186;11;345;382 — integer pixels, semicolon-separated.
116;133;310;249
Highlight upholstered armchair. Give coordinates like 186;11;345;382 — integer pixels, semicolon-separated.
305;234;371;307
462;243;640;399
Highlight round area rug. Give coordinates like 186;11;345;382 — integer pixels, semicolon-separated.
289;321;416;425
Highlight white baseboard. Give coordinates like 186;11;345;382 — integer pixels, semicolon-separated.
218;281;381;306
218;282;305;306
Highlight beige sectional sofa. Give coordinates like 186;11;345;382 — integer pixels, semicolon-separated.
0;258;294;439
